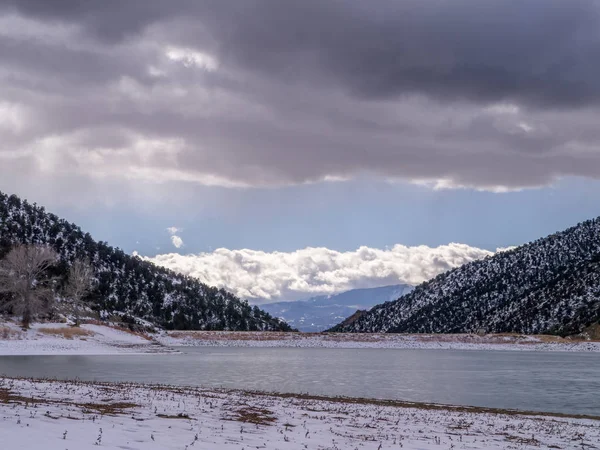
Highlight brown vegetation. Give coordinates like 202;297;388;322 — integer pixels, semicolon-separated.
167;330;600;344
38;327;94;339
225;406;277;425
1;385;137;416
79;401;138;416
156;413;192;419
580;323;600;340
0;325;22;340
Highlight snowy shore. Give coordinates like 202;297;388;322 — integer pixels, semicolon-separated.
1;377;598;450
0;322;168;355
2;321;600;355
159;330;600;352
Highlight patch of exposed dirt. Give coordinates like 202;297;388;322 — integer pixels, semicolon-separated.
223;406;277;425
156;413;192;419
79;401;138;415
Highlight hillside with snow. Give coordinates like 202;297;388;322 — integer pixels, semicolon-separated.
0;191;291;332
332;217;600;336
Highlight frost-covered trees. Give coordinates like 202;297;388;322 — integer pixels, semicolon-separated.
64;259;95;326
0;244;58;328
333;218;600;336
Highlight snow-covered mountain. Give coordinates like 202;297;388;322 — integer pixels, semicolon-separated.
0;191;291;331
332;217;600;336
261;284;413;332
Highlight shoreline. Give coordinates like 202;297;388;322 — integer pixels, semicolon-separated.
1;376;598;449
0;322;174;356
3;375;600;422
3;321;600;355
159;329;600;352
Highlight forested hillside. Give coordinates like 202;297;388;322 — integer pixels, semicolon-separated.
0;191;292;331
332;218;600;336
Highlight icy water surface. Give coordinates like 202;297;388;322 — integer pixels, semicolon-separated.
1;347;599;416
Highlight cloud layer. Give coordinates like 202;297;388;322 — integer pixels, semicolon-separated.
146;243;495;302
1;0;600;198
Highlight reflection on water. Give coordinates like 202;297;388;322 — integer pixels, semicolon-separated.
1;347;599;416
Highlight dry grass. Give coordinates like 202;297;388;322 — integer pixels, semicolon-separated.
1;387;47;406
255;391;600;422
38;327;94;339
4;376;600;423
156;413;192;419
166;330;595;344
580;323;600;340
224;406;277;425
0;326;22;340
168;330;299;341
1;386;137;416
79;401;138;415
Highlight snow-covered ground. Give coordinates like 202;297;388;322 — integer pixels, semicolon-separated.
1;377;598;450
158;330;600;352
3;320;600;355
0;321;167;355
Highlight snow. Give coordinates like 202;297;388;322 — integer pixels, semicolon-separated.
157;330;600;352
0;322;168;356
82;324;152;345
1;377;598;450
3;320;600;355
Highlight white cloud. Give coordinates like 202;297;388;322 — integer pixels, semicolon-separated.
170;235;184;249
166;226;182;235
165;46;219;71
518;122;534;133
145;243;496;303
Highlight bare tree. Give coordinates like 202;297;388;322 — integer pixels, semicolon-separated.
0;244;58;328
64;259;95;326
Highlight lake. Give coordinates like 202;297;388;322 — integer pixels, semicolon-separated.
1;347;599;416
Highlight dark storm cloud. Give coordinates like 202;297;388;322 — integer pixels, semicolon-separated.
1;0;600;196
0;0;183;42
3;0;600;107
197;0;600;108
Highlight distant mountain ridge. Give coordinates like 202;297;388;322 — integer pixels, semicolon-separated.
0;191;291;331
332;217;600;336
261;284;413;332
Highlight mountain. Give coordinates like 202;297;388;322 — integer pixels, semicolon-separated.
260;284;413;332
0;191;291;331
332;218;600;336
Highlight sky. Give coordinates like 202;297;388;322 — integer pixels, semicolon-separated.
1;0;600;302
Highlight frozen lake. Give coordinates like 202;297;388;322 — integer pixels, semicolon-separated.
1;347;599;416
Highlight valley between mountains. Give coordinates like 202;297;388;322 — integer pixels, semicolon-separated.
1;189;600;350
